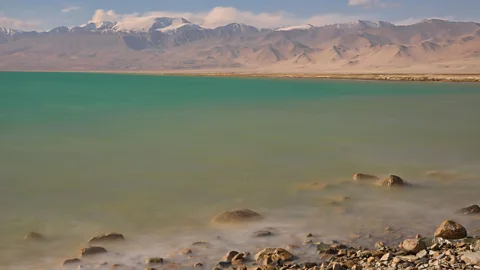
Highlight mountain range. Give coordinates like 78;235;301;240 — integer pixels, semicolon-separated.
1;18;480;73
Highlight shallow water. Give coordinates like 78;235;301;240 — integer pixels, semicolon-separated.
1;72;480;269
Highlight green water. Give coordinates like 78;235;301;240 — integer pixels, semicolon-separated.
1;72;480;269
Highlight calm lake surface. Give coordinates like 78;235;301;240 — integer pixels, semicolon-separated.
1;72;480;269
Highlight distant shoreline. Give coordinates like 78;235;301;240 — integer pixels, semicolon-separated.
3;70;480;83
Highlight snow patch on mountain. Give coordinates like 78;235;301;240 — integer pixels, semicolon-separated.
157;23;202;33
276;24;314;31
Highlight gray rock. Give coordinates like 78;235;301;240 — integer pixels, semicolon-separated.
457;205;480;215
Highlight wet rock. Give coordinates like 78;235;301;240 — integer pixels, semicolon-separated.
215;261;232;268
400;239;426;254
223;251;239;262
353;173;379;181
145;257;164;265
80;246;107;257
63;258;81;265
255;248;294;263
23;232;45;241
88;232;124;244
317;242;331;253
434;220;467;239
212;209;263;224
379;175;405;187
232;253;246;263
457;205;480;215
253;229;275;238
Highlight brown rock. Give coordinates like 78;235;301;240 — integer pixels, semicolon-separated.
223;251;239;262
80;246;107;257
145;257;164;265
88;232;124;244
194;263;203;267
253;229;275;237
434;220;467;239
62;258;81;265
23;232;45;241
353;173;379;181
212;209;263;224
380;175;405;187
255;248;294;263
232;253;246;263
400;239;426;254
457;205;480;215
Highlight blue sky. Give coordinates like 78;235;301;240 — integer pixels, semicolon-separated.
1;0;479;30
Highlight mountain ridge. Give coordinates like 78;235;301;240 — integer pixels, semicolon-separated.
1;18;480;72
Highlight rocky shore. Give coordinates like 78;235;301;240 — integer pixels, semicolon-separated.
25;174;480;270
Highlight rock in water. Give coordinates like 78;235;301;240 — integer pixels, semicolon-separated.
63;258;81;265
400;239;426;254
146;257;164;265
457;205;480;215
353;173;379;181
223;251;239;262
88;232;125;244
255;248;294;263
434;220;467;239
380;175;405;187
212;209;263;224
80;246;107;257
23;232;45;241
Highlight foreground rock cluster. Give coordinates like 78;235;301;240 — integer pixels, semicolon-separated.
24;174;480;270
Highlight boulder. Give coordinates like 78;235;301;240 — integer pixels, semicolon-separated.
23;232;45;241
88;232;124;244
212;209;263;224
353;173;379;181
80;246;107;257
457;205;480;215
255;248;294;263
434;220;467;240
63;258;81;266
379;175;405;187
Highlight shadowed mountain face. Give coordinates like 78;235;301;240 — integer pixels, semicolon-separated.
1;19;480;72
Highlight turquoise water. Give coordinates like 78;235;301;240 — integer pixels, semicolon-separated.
1;72;480;269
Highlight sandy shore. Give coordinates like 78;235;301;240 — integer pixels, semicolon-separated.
4;70;480;83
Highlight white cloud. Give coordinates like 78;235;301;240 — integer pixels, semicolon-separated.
348;0;399;8
90;6;368;29
62;6;81;13
0;17;39;30
394;16;457;25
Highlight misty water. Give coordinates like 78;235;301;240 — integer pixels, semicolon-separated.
1;72;480;269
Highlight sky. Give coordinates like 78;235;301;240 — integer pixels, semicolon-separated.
1;0;480;31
